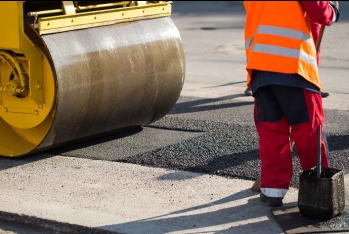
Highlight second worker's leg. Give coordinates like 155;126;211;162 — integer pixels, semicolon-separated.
290;90;329;170
274;86;330;170
254;86;293;206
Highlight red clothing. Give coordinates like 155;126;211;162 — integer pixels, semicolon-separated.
255;88;329;190
300;1;335;66
252;1;335;196
299;1;335;26
311;21;321;65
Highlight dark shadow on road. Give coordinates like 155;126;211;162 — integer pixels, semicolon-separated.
0;153;53;173
47;127;144;157
0;211;120;234
181;149;261;181
0;219;56;234
327;134;349;151
97;189;278;234
0;128;144;172
169;94;254;115
205;81;246;88
138;188;255;220
150;149;261;184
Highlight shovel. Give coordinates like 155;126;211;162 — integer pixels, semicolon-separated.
298;125;345;219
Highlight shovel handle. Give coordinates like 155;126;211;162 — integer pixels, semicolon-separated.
317;125;322;178
315;25;325;177
316;24;326;54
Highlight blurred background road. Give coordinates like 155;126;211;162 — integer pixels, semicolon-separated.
173;1;349;96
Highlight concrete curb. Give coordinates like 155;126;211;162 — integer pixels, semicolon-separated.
0;210;122;234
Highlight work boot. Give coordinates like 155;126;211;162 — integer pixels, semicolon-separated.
321;91;329;98
244;87;252;96
260;193;283;207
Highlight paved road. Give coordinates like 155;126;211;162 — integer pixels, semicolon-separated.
42;0;349;187
1;1;349;234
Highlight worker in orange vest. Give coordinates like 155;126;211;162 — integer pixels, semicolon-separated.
244;19;330;98
244;1;340;206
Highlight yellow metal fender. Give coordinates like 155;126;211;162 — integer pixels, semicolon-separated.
0;1;185;157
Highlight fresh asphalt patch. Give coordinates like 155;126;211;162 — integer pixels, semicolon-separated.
47;96;349;188
48;126;204;161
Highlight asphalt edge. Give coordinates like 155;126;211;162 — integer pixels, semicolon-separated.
0;210;123;234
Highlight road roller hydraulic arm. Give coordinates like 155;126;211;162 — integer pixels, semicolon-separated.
0;2;43;106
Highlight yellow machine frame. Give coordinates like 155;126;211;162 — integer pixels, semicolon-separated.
0;1;171;129
34;1;171;35
0;2;43;106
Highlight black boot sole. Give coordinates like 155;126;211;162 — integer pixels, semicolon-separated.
260;193;283;207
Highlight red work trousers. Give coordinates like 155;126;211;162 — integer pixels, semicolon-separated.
254;85;329;190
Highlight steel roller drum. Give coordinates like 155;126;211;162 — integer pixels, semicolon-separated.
0;17;185;157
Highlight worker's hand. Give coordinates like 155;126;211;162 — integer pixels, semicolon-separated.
330;1;339;10
329;1;340;22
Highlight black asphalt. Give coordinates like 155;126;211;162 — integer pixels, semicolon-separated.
44;95;349;188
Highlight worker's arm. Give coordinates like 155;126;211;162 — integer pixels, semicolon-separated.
299;1;340;26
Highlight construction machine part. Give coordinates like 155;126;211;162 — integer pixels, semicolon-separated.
0;1;185;157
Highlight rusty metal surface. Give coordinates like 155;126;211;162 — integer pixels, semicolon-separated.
37;17;185;151
298;168;346;219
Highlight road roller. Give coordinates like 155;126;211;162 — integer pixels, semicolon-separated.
0;1;185;157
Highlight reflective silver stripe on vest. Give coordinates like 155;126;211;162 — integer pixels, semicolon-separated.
245;25;315;50
252;43;317;68
257;25;314;48
245;36;254;50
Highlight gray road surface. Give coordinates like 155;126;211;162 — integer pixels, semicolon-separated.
1;1;349;234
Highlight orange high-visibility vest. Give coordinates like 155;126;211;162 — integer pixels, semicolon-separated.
244;1;321;89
